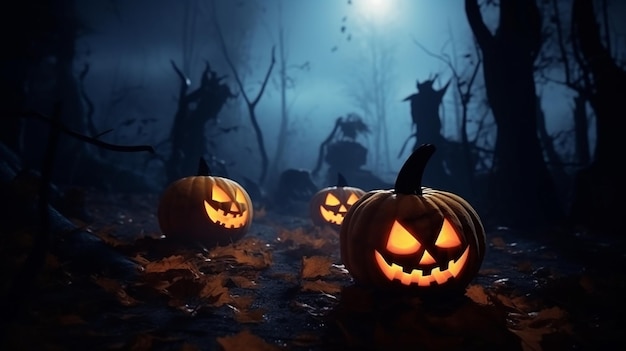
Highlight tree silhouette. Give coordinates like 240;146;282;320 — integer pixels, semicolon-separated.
465;0;563;229
568;0;626;232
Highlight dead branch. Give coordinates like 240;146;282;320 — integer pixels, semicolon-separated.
21;111;155;154
211;1;275;185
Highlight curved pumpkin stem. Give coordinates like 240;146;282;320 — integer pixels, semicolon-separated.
394;144;435;195
336;172;348;187
197;157;212;176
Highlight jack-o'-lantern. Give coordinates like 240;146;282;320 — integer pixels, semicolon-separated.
340;144;485;295
157;159;253;246
309;173;365;229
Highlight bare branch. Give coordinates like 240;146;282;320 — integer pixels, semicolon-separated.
252;46;276;107
21;111;155;154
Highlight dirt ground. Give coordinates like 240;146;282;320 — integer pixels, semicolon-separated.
1;190;624;351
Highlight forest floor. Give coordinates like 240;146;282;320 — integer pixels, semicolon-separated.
1;190;625;351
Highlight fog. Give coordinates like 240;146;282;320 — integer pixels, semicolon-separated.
73;0;604;190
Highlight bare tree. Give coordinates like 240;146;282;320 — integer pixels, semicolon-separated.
268;0;310;183
568;0;626;232
162;61;234;183
465;0;563;228
411;39;482;195
212;2;275;185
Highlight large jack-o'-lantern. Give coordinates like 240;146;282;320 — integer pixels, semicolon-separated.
158;159;253;246
309;173;365;229
340;144;485;295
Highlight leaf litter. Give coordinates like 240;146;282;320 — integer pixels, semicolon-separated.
1;191;624;350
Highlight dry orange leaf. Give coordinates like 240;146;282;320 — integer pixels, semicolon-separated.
233;307;266;324
216;329;283;351
230;275;258;289
178;343;201;351
144;255;200;274
277;227;327;249
465;284;490;305
199;273;232;307
230;295;255;309
208;238;272;269
93;227;128;247
301;279;341;294
93;276;139;306
490;236;507;249
301;256;332;279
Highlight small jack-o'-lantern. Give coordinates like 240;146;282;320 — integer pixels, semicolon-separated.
309;173;365;229
157;159;253;246
340;144;485;295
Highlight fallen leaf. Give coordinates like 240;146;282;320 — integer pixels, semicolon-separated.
144;255;200;275
230;275;258;289
465;284;490;305
233;307;266;324
231;295;255;309
277;227;327;250
509;328;544;351
208;238;272;269
216;329;283;351
301;256;332;279
301;279;341;294
126;333;154;351
178;343;201;351
93;226;128;247
491;237;506;249
199;273;232;307
291;333;320;347
93;276;139;306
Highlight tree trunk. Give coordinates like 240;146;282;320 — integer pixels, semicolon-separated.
569;0;626;233
1;0;159;193
465;0;563;229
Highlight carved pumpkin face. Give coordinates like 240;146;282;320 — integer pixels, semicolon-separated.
340;144;485;295
158;175;253;246
310;186;366;228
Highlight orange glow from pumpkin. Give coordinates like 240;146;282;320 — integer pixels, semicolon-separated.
211;184;231;202
419;250;436;265
374;247;469;286
386;220;421;254
324;193;340;206
347;193;360;205
204;200;248;228
319;191;359;225
319;204;348;225
204;184;249;228
435;219;462;248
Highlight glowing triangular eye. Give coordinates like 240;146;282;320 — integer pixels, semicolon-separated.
435;219;462;248
386;220;421;254
346;193;359;205
235;189;246;203
325;193;340;206
211;184;231;202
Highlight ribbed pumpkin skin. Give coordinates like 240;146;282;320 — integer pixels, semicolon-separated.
158;176;253;246
309;186;366;228
340;187;485;295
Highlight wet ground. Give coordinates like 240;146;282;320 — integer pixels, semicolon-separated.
1;191;624;350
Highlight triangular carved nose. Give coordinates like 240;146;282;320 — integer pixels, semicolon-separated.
419;250;436;265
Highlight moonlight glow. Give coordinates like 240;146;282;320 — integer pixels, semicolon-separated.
357;0;392;20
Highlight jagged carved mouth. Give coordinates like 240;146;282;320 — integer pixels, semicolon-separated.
374;247;469;286
319;206;346;225
204;200;247;229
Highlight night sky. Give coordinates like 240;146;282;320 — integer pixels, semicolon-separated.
73;0;625;187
